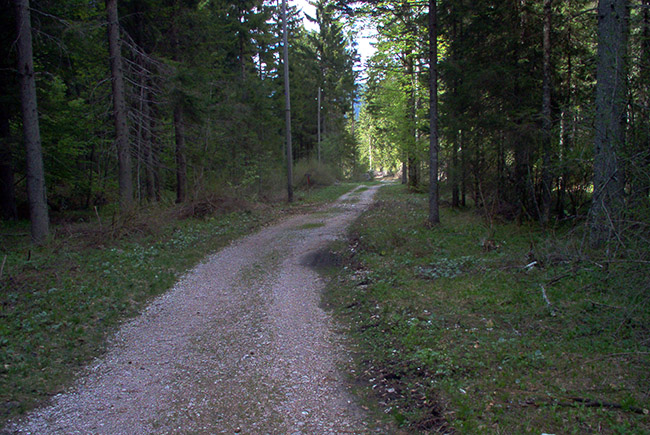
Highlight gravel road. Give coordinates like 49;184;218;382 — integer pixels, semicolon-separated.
9;184;381;434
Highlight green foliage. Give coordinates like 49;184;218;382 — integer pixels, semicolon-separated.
325;184;650;433
2;0;361;219
291;0;358;169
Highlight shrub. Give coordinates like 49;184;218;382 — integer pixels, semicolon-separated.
293;159;338;189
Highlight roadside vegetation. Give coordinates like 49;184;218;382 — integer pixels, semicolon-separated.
326;184;650;434
0;182;355;427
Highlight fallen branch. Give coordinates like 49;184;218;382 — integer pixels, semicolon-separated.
547;272;571;286
524;260;537;271
540;285;556;316
569;397;647;415
586;299;623;310
585;351;650;364
525;397;648;415
602;352;650;359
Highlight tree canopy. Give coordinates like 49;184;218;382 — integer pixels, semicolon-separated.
1;0;649;247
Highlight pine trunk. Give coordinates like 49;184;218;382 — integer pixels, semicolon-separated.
460;130;466;207
406;56;418;189
282;0;293;203
540;0;553;224
15;0;49;243
589;0;629;247
428;0;440;225
141;91;156;202
106;0;133;210
174;104;187;204
631;0;650;202
451;132;459;208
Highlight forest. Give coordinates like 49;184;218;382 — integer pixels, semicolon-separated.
2;0;362;240
1;0;649;432
1;0;648;244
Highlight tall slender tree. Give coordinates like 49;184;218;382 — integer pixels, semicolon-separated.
540;0;553;224
283;0;294;203
174;105;187;203
15;0;49;244
106;0;133;210
590;0;629;247
428;0;439;225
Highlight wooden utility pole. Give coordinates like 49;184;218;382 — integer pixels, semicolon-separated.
283;0;293;202
15;0;49;244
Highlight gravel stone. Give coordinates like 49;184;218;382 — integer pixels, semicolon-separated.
8;185;381;434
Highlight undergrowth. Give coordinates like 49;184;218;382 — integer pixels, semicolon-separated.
325;184;649;434
0;183;356;428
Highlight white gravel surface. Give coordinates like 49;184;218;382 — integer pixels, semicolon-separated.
8;185;382;434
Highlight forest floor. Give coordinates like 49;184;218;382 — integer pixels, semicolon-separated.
326;184;650;434
4;184;392;434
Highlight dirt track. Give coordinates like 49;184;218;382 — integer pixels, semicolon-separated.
9;185;381;434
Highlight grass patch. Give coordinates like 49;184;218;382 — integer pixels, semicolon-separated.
294;182;358;204
325;184;650;434
296;222;326;230
0;183;353;428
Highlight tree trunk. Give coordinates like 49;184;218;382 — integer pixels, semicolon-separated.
589;0;629;247
497;132;506;203
174;104;187;203
143;94;156;201
540;0;553;224
148;99;162;202
451;131;459;208
460;130;466;206
317;86;321;163
428;0;440;225
557;29;573;217
631;0;650;202
15;0;48;243
513;0;533;222
106;0;133;210
282;0;293;203
406;56;418;189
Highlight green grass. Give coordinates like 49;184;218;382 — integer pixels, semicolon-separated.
0;183;355;428
325;184;650;434
294;182;358;204
296;222;326;230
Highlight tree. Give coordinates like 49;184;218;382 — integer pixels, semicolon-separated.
428;0;439;225
589;0;629;247
15;0;49;244
306;0;358;168
106;0;133;210
540;0;553;224
283;0;294;202
173;105;187;203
